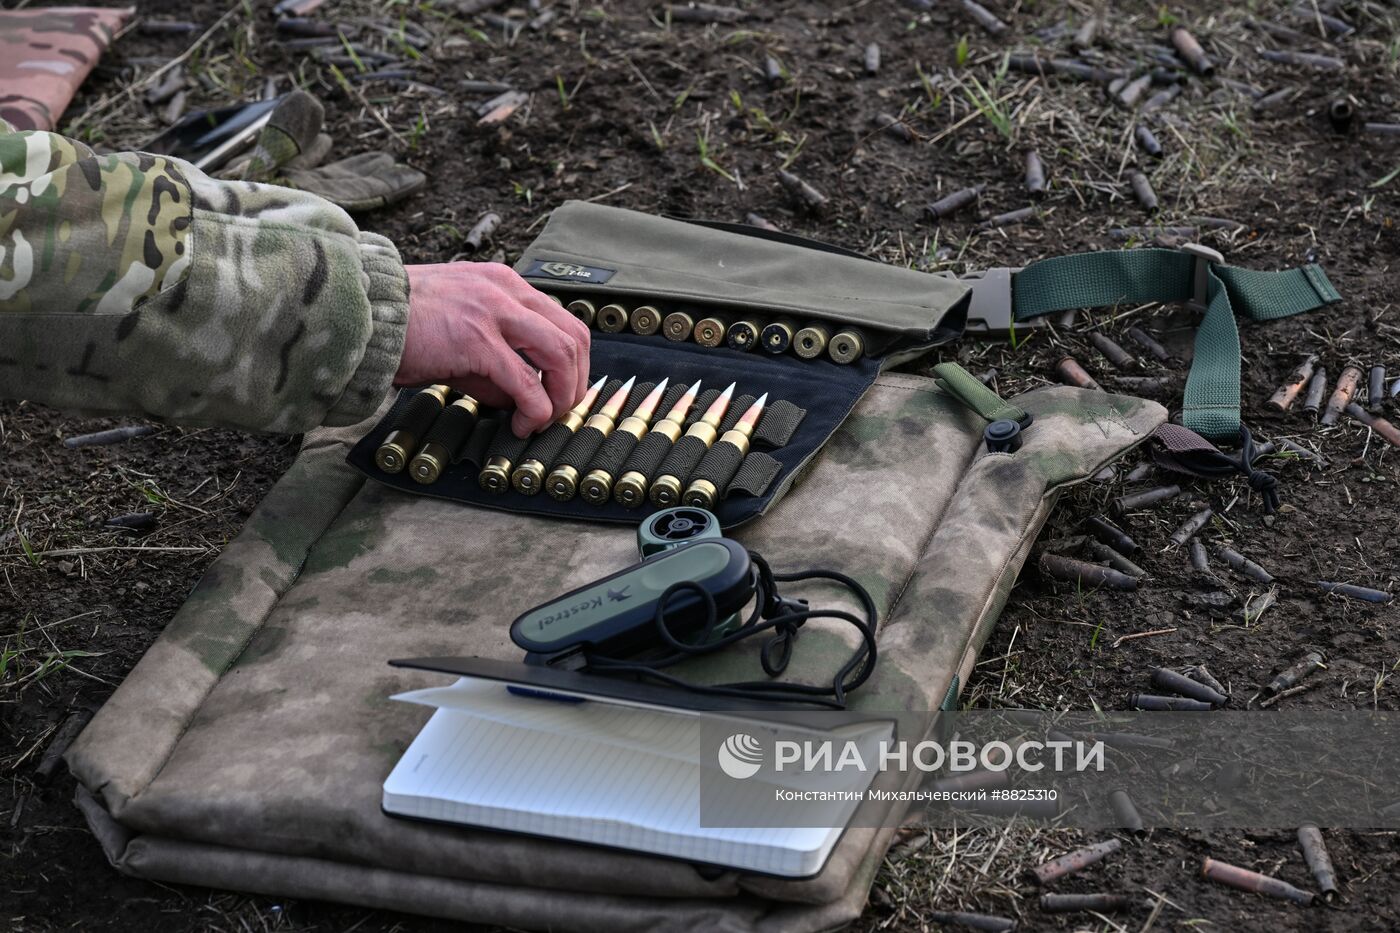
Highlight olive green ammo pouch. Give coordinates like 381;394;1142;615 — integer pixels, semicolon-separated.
346;201;970;526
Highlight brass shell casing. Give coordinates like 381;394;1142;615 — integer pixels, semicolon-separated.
726;320;761;352
559;409;588;433
684;420;719;447
478;456;513;494
693;317;726;347
408;442;451;485
567;299;596;327
630;305;662;335
511;459;548;495
761;321;795;354
584;413;617;434
828;329;865;364
548;294;564;305
579;469;614;504
613;471;650;508
374;434;415;474
546;464;581;501
616;415;650;440
794;324;830;359
597;304;629;333
681;478;719;510
662;311;695;342
649;419;684;443
718;429;752;456
649;473;683;507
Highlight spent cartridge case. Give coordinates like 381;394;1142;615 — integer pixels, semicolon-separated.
1266;651;1323;695
1129;694;1212;711
1039;553;1138;591
1112;484;1181;514
629;305;662;336
1116;73;1152;108
1151;667;1227;706
376;384;451;474
926;911;1013;933
925;183;984;220
1368;365;1386;412
1072;16;1098;50
1297;825;1338;902
1317;580;1392;604
1056;356;1101;390
776;169;827;212
761;320;796;355
566;299;597;327
1302;366;1329;413
1201;858;1314;905
962;0;1006;35
596;303;629;333
975;206;1037;231
408;396;481;485
1344;403;1400;448
1086;541;1146;578
1267;354;1319;411
1321;365;1362;426
1134;123;1162;156
1169;507;1213;546
1024;149;1046;197
828;329;865;364
1218;547;1274;584
1183;664;1227;697
793;324;830;359
1089;331;1135;369
1171;26;1214;76
1189;539;1210;573
1032;839;1122;885
693;316;727;348
1109;789;1145;835
1130;171;1159;211
1113;375;1173;393
1125;323;1170;358
726;319;762;352
1039;893;1136;913
1085;515;1138;553
663;311;696;342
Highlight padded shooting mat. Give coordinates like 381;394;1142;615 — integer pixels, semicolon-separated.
67;375;1163;932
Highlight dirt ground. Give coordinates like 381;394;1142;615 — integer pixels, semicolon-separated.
3;0;1399;930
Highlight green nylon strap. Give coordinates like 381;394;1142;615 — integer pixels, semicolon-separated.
932;362;1026;423
1011;249;1341;439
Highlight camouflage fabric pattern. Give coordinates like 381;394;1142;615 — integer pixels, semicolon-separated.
1;119;411;432
68;375;1166;932
0;7;130;131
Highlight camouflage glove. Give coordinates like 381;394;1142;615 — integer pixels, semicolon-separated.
284;152;426;213
234;90;424;211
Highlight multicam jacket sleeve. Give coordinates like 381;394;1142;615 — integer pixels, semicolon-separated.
0;118;409;433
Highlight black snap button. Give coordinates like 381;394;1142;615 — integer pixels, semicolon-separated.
985;419;1023;453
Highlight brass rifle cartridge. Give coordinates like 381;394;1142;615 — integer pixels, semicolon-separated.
663;311;696;342
693;316;727;348
827;329;865;364
580;379;670;504
510;376;606;494
375;384;451;473
566;299;596;327
760;320;796;355
547;377;636;500
596;303;629;333
726;320;762;352
650;383;735;507
478;455;515;494
613;381;701;508
793;324;830;359
683;394;767;509
408;395;481;484
629;305;662;336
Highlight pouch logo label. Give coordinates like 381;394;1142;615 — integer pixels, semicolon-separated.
523;259;617;284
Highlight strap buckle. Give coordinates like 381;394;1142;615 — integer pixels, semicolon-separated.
956;267;1020;336
1181;243;1223;313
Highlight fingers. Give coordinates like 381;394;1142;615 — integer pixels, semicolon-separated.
494;269;591;405
502;312;584;423
485;340;554;436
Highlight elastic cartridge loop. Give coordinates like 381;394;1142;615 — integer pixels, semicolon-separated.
932;361;1030;426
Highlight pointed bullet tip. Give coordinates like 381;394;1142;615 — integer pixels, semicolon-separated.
754;393;769;405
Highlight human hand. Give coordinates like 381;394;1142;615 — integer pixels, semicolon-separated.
397;262;591;437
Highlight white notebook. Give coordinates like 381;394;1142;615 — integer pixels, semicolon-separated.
382;676;890;877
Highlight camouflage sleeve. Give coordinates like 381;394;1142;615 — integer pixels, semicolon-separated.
0;117;409;433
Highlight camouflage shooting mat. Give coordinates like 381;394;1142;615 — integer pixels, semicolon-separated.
0;7;132;132
67;375;1164;932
